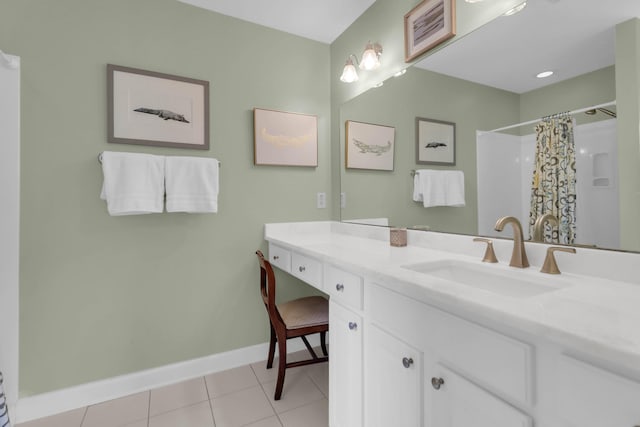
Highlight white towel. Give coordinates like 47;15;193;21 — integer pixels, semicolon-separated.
100;151;165;216
165;156;219;213
413;169;465;207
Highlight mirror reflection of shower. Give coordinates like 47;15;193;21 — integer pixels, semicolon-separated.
477;102;619;249
585;108;617;118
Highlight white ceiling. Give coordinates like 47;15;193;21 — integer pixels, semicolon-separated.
177;0;640;94
415;0;640;94
176;0;376;44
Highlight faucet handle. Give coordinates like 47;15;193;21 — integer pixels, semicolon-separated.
473;238;498;263
541;246;576;274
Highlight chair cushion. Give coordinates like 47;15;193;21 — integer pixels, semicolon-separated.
278;296;328;329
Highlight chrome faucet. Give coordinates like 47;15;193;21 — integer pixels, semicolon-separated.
494;216;530;268
532;213;559;243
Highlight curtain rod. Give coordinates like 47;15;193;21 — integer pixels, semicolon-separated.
482;101;617;134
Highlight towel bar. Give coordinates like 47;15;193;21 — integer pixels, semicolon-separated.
97;152;220;166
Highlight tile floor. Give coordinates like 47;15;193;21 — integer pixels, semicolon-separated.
16;350;329;427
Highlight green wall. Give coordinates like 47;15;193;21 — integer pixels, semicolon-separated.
1;0;331;396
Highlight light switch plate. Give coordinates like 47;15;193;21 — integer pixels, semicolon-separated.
317;192;326;209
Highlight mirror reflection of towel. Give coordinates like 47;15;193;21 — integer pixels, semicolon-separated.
413;169;465;207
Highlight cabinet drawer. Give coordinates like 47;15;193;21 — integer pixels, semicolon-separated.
367;283;533;405
557;355;640;426
291;252;322;289
268;243;290;272
325;265;363;310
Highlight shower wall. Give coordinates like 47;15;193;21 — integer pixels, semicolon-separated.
477;119;619;249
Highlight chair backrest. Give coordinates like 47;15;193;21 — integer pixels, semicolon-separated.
256;250;284;327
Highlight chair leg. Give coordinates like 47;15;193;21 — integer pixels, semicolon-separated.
267;325;276;369
274;335;287;400
320;331;328;356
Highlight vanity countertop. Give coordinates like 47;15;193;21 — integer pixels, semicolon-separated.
265;221;640;376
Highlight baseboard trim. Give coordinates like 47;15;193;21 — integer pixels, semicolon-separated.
13;336;319;424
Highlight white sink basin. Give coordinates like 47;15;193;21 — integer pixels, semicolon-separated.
401;260;569;298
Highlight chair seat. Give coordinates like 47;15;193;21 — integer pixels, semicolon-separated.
278;296;328;329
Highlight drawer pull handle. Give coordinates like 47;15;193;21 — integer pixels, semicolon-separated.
273;255;279;261
402;357;414;369
431;377;445;390
336;283;345;292
298;266;306;272
348;322;358;331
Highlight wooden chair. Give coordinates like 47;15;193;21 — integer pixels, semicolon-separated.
256;250;328;400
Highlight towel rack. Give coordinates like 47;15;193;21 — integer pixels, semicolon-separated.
97;152;220;166
410;169;416;177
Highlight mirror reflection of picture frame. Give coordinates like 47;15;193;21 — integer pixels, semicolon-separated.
404;0;456;62
416;117;456;165
345;120;395;171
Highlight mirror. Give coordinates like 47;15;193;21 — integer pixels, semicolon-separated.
340;0;640;252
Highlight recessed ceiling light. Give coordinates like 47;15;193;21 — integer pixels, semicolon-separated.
394;69;407;77
374;82;384;88
503;1;527;16
536;70;554;78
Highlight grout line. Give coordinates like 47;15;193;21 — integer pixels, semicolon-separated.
203;374;218;427
79;406;88;427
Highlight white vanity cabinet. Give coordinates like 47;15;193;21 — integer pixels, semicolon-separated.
326;265;364;427
366;282;533;427
265;224;640;427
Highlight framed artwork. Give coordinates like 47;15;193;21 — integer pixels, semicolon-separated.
345;120;395;171
404;0;456;62
253;108;318;167
107;64;209;150
416;117;456;165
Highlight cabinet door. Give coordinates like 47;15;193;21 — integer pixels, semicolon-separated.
365;324;423;427
430;365;532;427
557;355;640;427
329;301;362;427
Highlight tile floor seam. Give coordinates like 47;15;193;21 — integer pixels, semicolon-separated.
79;406;89;427
206;398;217;427
146;388;151;427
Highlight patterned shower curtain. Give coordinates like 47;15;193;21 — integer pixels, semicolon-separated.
528;115;577;244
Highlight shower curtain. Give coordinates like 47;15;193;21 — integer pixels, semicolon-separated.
528;115;577;244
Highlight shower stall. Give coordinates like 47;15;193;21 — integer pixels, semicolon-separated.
477;115;619;249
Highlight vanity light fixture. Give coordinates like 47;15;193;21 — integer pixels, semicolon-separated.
360;41;383;70
503;1;527;16
340;41;383;83
340;55;360;83
536;70;554;78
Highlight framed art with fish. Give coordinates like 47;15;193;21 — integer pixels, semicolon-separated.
345;120;395;171
253;108;318;167
416;117;455;165
107;64;209;149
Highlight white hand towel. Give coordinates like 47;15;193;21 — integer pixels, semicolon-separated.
100;151;165;216
413;169;465;207
165;156;219;213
